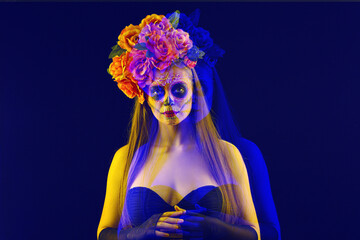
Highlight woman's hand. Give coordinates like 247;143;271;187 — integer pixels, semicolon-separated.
155;209;186;238
176;204;224;240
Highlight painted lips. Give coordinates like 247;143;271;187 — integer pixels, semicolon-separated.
163;111;177;118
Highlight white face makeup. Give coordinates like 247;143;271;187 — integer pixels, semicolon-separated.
146;65;193;126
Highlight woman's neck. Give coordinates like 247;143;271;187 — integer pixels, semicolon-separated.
154;117;196;151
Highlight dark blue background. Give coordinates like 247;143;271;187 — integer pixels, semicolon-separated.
1;2;359;240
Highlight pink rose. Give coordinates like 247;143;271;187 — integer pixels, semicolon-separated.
138;18;173;43
154;17;173;32
146;32;178;63
169;29;193;58
139;24;160;43
129;49;156;88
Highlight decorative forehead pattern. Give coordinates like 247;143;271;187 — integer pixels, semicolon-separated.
152;71;192;86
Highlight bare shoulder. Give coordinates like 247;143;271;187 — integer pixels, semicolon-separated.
114;144;130;158
219;139;242;157
219;139;247;172
238;138;263;156
109;144;130;172
219;138;263;162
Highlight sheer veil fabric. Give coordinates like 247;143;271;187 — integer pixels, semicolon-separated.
100;9;280;240
115;56;280;239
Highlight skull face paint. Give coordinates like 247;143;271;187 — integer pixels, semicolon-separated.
146;65;193;126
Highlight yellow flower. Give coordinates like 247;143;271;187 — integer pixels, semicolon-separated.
139;14;165;29
114;72;145;104
108;52;133;79
117;24;142;52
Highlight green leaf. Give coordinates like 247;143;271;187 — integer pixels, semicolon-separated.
134;42;147;51
168;10;180;29
108;44;126;59
145;36;149;41
112;44;120;51
198;50;205;59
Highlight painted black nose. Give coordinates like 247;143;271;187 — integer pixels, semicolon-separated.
164;94;174;106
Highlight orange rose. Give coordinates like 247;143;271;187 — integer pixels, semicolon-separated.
114;69;135;85
117;24;142;52
114;72;145;104
139;14;165;29
108;52;133;79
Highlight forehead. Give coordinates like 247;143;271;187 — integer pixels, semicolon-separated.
152;66;193;86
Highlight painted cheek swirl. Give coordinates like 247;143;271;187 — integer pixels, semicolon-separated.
177;97;192;114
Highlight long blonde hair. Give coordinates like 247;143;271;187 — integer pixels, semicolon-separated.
116;66;252;230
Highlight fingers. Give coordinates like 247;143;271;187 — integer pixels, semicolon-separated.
155;230;170;238
158;230;203;239
156;228;203;239
156;221;182;232
184;209;205;216
157;211;186;236
178;216;204;233
159;216;184;224
161;210;186;217
179;219;201;230
156;209;206;238
181;215;204;222
174;204;186;212
195;203;207;212
156;228;185;239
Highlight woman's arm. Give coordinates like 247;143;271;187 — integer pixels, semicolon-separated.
97;145;185;240
221;140;261;240
237;138;280;240
97;145;129;240
98;213;164;240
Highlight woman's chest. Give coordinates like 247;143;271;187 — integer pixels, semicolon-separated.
130;148;218;205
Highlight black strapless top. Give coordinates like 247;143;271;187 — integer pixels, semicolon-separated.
126;185;223;227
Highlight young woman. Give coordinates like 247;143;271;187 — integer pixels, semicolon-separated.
97;10;278;240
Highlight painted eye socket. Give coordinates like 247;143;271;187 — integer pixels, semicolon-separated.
150;86;165;100
171;83;188;98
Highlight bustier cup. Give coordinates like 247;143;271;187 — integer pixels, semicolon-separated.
126;185;223;227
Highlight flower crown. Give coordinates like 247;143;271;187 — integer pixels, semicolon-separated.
107;9;225;104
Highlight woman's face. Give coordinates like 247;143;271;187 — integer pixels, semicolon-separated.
146;65;193;126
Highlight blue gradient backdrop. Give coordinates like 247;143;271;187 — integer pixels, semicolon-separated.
1;2;359;240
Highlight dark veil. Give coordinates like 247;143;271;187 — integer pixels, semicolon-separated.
102;8;280;240
187;9;281;240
